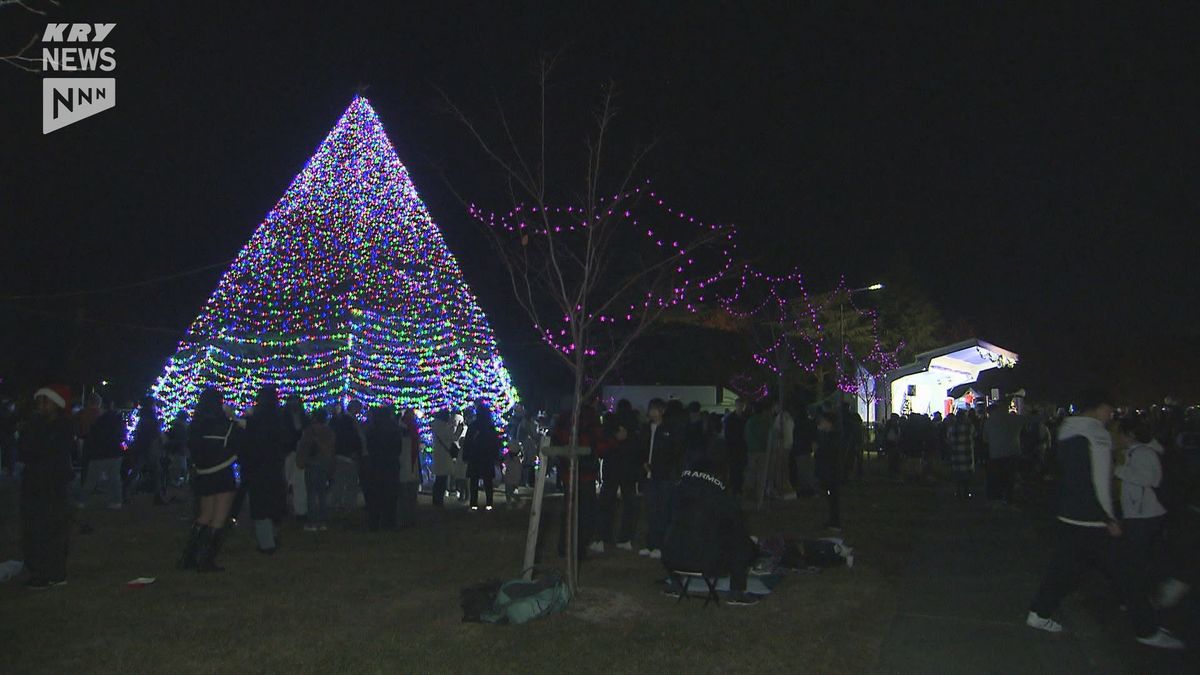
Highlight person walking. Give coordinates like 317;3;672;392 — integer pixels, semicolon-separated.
1026;389;1183;649
76;398;125;511
178;388;241;572
21;385;76;589
295;408;335;531
1113;417;1169;608
242;386;290;553
363;406;403;531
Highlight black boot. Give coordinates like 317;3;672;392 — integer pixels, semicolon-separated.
176;523;205;570
196;526;226;573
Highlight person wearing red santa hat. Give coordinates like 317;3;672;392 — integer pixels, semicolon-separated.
21;385;76;589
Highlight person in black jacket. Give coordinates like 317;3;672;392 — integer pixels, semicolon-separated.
723;398;750;497
125;396;168;505
242;386;289;553
596;399;641;551
661;460;759;606
813;412;843;530
464;401;502;511
21;385;76;589
178;387;241;572
363;406;403;530
76;399;126;510
637;399;682;559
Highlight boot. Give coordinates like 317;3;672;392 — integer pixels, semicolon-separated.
196;526;227;573
176;523;205;570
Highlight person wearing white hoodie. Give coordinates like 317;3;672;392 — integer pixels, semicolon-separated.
1026;389;1183;650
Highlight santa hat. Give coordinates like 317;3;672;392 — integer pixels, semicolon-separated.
34;384;72;409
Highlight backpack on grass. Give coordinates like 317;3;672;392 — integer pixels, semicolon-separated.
479;571;570;625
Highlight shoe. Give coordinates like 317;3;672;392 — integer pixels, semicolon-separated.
48;578;67;587
196;526;227;573
26;578;50;590
780;493;797;501
616;541;633;551
727;593;760;606
638;547;652;557
588;541;605;554
177;523;205;570
485;505;494;511
105;503;122;510
304;524;319;532
1154;578;1191;609
1136;628;1185;650
470;506;479;511
317;524;328;531
648;549;662;560
257;547;277;555
1026;611;1063;633
72;501;85;509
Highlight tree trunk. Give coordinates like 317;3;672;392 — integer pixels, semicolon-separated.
565;359;584;595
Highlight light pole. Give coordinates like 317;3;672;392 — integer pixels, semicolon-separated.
838;283;883;481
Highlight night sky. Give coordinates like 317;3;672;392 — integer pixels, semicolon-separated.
2;1;1197;404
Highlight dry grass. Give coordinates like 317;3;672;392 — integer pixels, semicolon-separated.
0;468;936;674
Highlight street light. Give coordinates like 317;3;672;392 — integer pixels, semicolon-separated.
838;282;884;481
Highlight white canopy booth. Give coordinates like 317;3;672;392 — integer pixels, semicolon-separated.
879;339;1018;418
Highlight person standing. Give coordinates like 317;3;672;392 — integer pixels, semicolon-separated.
21;385;76;588
331;400;366;510
397;408;421;528
126;396;169;505
282;395;309;521
1113;417;1169;607
178;388;241;573
597;399;641;551
946;411;976;500
638;399;681;559
983;404;1026;506
295;408;335;532
429;410;458;507
722;398;750;497
76;399;125;511
742;401;771;503
813;412;843;530
242;386;289;553
363;406;403;531
1026;389;1183;649
768;403;796;499
464;401;502;511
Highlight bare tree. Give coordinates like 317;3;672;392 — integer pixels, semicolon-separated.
443;57;735;592
0;0;59;72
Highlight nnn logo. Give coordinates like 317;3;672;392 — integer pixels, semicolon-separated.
41;23;117;134
43;78;115;134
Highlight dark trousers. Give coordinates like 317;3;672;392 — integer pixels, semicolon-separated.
21;490;71;581
729;536;758;592
397;481;417;528
645;479;673;550
432;475;448;507
728;449;747;497
986;456;1017;503
597;475;639;544
468;470;494;508
822;480;841;527
557;479;596;557
886;442;901;476
1120;516;1165;594
1030;522;1155;638
365;479;398;531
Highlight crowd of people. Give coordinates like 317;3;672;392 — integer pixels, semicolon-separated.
2;382;1196;625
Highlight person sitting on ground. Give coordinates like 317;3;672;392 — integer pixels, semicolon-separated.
661;458;760;606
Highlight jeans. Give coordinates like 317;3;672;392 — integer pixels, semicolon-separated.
597;475;639;543
77;457;123;508
1030;522;1154;637
254;518;278;550
305;461;331;525
398;481;417;528
644;479;674;550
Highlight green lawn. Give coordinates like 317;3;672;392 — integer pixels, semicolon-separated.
0;470;936;674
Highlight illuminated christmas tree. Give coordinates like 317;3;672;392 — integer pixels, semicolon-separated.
147;96;517;422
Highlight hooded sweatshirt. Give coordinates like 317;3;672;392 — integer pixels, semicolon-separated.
1054;415;1115;527
1114;439;1166;519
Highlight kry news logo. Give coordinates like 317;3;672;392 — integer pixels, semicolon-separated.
41;23;116;134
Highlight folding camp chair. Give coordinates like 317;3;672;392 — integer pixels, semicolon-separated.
667;569;721;607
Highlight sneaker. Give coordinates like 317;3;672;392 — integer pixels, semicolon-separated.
780;492;798;501
484;505;494;511
648;549;662;560
588;541;605;554
638;547;652;557
1136;628;1185;650
1154;578;1191;609
304;524;319;532
615;541;633;551
1026;611;1063;633
470;506;479;512
48;578;67;587
727;593;760;606
317;524;328;531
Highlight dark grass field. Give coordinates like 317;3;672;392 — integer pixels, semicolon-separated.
0;468;937;674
